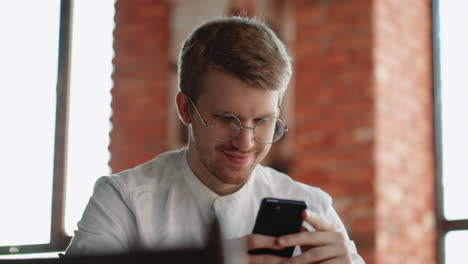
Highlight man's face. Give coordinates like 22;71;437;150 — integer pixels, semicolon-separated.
187;68;280;190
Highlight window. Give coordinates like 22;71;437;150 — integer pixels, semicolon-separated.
433;1;468;263
0;0;115;257
64;0;115;237
0;0;63;254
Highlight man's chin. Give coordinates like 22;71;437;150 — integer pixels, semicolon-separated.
216;168;252;185
213;150;257;184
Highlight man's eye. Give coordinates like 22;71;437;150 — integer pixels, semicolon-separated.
216;115;236;123
253;118;264;124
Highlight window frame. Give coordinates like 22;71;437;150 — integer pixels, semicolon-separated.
0;0;73;255
432;0;468;263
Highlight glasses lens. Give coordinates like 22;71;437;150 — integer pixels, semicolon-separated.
255;117;286;144
211;115;241;141
209;114;287;144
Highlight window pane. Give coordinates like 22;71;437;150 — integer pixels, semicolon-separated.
64;0;115;235
0;1;60;245
445;231;468;264
439;2;468;220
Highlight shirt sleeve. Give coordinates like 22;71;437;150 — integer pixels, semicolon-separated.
65;176;139;256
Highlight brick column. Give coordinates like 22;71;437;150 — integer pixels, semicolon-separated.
293;0;375;261
374;0;435;263
292;0;435;263
110;0;170;173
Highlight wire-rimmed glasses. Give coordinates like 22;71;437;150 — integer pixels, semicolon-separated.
187;97;288;144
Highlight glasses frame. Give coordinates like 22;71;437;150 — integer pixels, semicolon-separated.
186;96;288;144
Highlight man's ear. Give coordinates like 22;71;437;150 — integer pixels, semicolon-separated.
176;92;192;125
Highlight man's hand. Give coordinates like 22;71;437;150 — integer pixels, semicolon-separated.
244;233;288;264
276;210;351;264
243;210;351;264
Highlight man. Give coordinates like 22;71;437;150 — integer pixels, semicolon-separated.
66;16;365;264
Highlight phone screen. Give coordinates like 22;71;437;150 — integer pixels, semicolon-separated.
249;198;307;257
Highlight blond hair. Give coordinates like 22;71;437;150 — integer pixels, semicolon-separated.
178;16;292;104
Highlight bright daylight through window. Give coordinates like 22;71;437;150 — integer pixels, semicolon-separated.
0;0;115;256
0;1;60;247
64;0;115;237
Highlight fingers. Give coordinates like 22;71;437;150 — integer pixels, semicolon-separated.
313;257;352;264
246;234;285;251
245;234;289;264
275;211;351;264
278;230;345;248
302;210;334;232
286;244;351;264
248;254;288;264
245;212;350;264
278;211;341;249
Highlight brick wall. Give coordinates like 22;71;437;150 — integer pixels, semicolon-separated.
292;0;435;263
110;0;170;173
373;0;435;263
292;0;376;262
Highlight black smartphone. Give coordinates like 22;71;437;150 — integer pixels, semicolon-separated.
248;197;307;258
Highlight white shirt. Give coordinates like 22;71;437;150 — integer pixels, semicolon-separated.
65;148;364;263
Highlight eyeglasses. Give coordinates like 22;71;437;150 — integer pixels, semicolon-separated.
187;97;288;144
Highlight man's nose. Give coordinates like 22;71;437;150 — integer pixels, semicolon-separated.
231;126;255;151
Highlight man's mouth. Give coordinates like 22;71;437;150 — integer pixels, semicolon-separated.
222;149;251;165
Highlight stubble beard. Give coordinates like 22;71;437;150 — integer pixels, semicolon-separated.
203;144;256;185
189;127;270;186
196;139;258;185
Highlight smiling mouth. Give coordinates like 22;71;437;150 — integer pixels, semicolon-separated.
222;150;251;165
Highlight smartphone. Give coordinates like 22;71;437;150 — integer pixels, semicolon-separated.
248;197;307;258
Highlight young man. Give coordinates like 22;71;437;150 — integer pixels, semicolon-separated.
66;17;365;264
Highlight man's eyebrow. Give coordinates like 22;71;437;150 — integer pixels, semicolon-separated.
255;112;278;119
215;111;278;120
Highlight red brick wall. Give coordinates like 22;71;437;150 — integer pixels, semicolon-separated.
373;0;435;263
292;0;376;262
110;0;170;173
